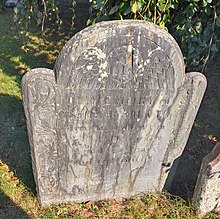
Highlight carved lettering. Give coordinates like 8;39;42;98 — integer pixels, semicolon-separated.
22;20;206;205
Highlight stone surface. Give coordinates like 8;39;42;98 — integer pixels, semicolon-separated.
5;0;18;7
22;20;207;205
193;142;220;216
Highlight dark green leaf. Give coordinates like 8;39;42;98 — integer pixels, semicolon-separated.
211;44;218;52
216;18;220;27
109;5;119;15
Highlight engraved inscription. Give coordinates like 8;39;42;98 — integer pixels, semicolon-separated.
22;20;207;205
56;34;177;195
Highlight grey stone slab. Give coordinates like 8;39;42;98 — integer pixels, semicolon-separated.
21;20;207;205
5;0;18;7
193;142;220;216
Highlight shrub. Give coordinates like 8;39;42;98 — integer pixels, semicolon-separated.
14;0;76;31
0;0;6;13
14;0;220;71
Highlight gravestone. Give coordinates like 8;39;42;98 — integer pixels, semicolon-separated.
5;0;18;7
193;142;220;216
22;20;207;205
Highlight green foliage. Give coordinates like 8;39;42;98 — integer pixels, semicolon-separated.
88;0;220;72
0;0;6;5
14;0;76;32
14;0;220;71
0;0;6;12
88;0;176;29
14;0;56;31
171;0;220;71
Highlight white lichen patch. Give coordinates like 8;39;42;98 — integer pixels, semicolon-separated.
148;50;154;57
88;47;106;60
100;72;108;78
87;65;93;70
100;61;108;70
116;106;127;124
148;47;162;57
138;64;143;69
128;44;133;53
98;71;108;82
145;59;150;65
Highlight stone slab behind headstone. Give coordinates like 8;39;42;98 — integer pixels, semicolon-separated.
193;142;220;216
21;20;207;205
5;0;18;7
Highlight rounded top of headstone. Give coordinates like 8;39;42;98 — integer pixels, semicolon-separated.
54;20;185;89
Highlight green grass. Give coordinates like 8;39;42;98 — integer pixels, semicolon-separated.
0;10;220;219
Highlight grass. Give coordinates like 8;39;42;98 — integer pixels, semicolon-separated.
0;10;220;219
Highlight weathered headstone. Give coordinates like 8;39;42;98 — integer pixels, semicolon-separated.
193;142;220;216
22;20;207;205
5;0;18;7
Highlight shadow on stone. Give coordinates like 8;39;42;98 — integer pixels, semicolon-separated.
163;157;181;192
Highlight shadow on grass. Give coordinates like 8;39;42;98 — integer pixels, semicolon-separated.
0;2;91;86
0;94;35;193
0;190;30;219
0;11;58;85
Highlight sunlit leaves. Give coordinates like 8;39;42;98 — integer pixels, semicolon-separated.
171;0;220;71
207;134;218;143
131;1;138;14
109;5;119;15
88;0;177;29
